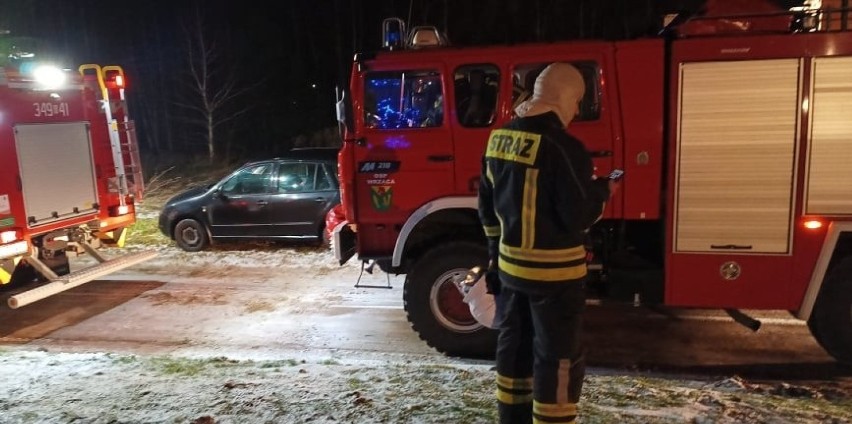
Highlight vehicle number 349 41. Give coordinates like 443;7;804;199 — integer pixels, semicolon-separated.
33;102;70;117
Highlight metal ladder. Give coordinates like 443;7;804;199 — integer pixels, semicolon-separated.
7;245;157;309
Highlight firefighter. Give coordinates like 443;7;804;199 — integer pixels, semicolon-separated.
407;76;442;127
478;62;615;424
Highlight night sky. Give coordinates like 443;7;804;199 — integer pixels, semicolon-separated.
0;0;802;164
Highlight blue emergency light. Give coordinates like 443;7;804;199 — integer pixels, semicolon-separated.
382;18;406;50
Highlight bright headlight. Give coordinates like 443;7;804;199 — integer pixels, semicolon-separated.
33;65;66;89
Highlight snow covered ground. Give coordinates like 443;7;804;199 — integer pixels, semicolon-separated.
0;239;850;423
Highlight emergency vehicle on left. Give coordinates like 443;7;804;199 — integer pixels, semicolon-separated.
0;51;155;308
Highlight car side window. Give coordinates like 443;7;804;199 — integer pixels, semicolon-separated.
316;164;335;191
511;61;601;122
220;163;273;195
278;162;316;193
364;70;443;129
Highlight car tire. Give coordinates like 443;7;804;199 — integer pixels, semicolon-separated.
173;219;209;252
808;256;852;364
403;241;497;358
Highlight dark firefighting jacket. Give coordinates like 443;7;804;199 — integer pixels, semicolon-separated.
478;112;609;291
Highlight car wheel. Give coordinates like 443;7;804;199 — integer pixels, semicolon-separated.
173;219;209;252
403;241;497;358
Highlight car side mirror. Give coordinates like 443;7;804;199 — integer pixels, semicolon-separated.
213;188;227;200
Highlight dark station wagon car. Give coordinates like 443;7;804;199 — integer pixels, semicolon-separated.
159;148;340;251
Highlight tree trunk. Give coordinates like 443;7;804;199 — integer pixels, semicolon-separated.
207;114;215;162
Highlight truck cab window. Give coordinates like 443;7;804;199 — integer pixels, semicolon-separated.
512;61;601;122
454;65;500;127
364;71;443;129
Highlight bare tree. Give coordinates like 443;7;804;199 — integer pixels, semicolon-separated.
177;5;254;163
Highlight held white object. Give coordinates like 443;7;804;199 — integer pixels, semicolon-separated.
458;267;497;329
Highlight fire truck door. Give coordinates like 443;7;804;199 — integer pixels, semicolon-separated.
668;58;801;308
356;65;454;221
449;64;501;194
14;122;99;226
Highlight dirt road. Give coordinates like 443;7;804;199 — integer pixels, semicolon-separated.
1;244;846;375
0;244;850;423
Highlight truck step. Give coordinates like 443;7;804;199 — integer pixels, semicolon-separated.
8;250;157;309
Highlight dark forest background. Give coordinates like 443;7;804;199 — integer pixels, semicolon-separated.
0;0;804;167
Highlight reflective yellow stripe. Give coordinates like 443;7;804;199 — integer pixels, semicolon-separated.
500;244;586;263
521;168;538;249
483;225;501;237
497;374;533;390
486;163;507;234
533;417;575;424
0;267;11;284
533;401;578;417
0;257;22;285
496;388;534;405
557;358;571;404
501;260;587;282
99;227;128;248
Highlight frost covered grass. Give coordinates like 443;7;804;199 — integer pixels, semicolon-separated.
126;217;169;247
0;350;849;424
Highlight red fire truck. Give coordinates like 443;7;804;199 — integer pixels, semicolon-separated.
332;0;852;362
0;56;155;309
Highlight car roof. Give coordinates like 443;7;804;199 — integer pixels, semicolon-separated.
242;148;339;168
283;147;340;161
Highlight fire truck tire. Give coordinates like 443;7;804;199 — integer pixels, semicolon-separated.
174;219;209;252
403;241;496;358
808;257;852;364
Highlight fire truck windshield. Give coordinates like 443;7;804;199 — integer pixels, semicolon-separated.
365;71;443;129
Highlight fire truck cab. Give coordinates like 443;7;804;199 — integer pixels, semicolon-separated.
0;56;155;308
333;1;852;362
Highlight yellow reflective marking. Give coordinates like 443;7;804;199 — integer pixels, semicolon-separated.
483;225;501;237
0;267;11;284
485;163;507;240
533;400;578;417
485;129;541;165
500;260;587;282
521;168;538;249
0;256;22;284
496;388;534;405
557;358;571;404
533;420;575;424
497;374;533;390
500;244;586;263
115;227;127;247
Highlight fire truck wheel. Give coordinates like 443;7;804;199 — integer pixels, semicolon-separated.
403;241;496;358
808;257;852;364
173;219;209;252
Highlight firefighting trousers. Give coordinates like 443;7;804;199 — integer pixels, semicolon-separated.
494;282;586;424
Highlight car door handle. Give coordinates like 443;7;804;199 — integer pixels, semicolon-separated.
314;197;326;203
256;200;269;206
428;155;454;162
